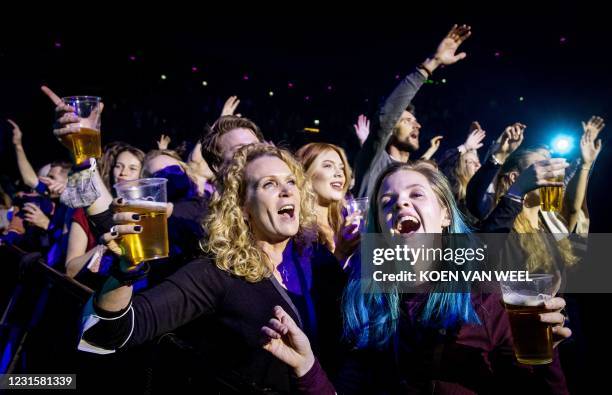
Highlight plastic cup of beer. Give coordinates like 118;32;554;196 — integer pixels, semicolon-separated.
113;178;169;266
346;197;369;233
500;274;555;365
59;96;103;165
540;174;564;212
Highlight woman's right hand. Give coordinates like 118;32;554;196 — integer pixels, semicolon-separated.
493;122;526;163
261;306;315;377
41;85;104;137
99;199;144;258
333;212;361;265
507;158;569;197
99;198;173;258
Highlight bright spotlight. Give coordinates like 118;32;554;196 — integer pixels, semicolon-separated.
551;135;574;155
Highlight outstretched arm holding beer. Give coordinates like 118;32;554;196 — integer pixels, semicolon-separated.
562;116;604;232
41;86;113;215
92;198;174;311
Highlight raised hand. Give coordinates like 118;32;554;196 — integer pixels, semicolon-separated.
41;85;104;137
8;119;23;147
580;127;603;165
221;95;241;117
463;122;486;151
420;135;444;160
353;114;371;146
581;116;605;140
157;134;171;150
494;122;526;163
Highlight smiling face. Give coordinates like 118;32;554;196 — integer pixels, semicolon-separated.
113;150;142;184
377;169;450;237
392;110;421;151
243;155;301;243
307;149;346;205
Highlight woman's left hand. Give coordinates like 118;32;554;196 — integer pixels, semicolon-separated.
539;297;572;348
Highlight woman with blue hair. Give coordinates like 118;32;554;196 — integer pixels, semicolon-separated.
261;161;571;394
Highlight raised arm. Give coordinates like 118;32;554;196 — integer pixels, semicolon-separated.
420;135;444;160
353;24;472;195
41;86;113;215
562;116;604;231
466;123;525;220
9;119;39;188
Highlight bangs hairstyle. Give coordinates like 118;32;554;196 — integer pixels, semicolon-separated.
295;142;352;238
100;142;145;189
343;162;479;349
202;144;317;283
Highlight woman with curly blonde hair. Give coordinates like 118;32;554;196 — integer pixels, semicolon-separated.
78;143;347;393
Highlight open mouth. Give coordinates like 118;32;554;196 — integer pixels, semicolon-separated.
409;132;419;140
277;204;295;219
330;181;344;191
395;215;421;234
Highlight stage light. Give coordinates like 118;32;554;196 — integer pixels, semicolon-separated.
441;78;447;84
161;74;167;80
551;135;574;155
202;81;208;86
268;91;274;97
519;96;524;102
314;119;320;125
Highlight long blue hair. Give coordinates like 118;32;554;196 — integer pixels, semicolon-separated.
342;162;481;349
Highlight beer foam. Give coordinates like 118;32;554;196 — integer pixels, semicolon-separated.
502;292;550;306
125;199;167;210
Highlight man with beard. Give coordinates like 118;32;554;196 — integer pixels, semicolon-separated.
353;24;472;198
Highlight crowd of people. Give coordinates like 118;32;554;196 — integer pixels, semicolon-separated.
0;25;606;394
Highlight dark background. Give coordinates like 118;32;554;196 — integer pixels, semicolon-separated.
0;11;610;391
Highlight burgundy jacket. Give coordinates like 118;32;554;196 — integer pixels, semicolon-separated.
296;292;568;395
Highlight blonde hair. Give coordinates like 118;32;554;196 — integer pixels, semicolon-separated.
452;150;477;203
143;149;200;189
295;143;352;242
203;144;317;283
495;149;578;272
